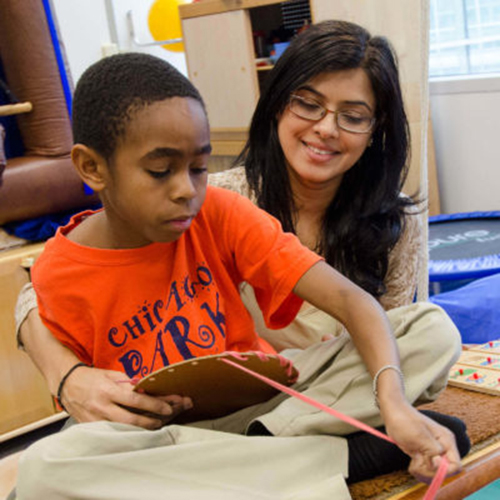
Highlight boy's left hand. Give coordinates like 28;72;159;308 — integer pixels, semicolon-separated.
131;394;193;424
381;402;463;483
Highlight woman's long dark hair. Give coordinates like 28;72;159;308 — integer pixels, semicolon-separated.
235;20;416;298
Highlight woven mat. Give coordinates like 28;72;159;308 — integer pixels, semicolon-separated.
348;386;500;500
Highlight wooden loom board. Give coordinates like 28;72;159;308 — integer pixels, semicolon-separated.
448;340;500;396
133;351;298;424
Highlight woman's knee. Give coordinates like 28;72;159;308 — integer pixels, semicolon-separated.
418;302;461;358
391;301;461;362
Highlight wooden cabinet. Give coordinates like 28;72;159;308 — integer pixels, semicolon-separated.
182;8;259;130
179;0;439;213
0;243;60;440
180;0;312;130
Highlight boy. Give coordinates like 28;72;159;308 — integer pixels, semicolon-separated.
17;53;464;499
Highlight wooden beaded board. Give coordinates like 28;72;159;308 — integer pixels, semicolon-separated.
448;340;500;396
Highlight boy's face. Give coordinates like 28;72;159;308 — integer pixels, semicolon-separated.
101;97;211;248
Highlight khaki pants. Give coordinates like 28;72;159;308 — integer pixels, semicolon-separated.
17;423;350;500
16;302;460;500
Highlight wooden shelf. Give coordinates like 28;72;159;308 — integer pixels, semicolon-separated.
0;412;67;444
210;127;248;156
0;102;32;117
180;0;283;20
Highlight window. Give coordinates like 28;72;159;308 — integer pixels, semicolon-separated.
429;0;500;77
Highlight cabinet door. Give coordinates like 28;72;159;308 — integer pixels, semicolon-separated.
0;243;56;436
182;9;259;128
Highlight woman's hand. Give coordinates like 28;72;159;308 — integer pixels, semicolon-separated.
60;365;193;429
381;401;462;483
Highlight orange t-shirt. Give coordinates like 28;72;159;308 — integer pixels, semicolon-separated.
32;187;321;379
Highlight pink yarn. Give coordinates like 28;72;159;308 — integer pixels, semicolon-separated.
221;356;449;500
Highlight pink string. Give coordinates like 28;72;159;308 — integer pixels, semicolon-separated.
221;357;449;499
224;351;250;361
422;456;449;500
225;351;297;381
117;378;140;385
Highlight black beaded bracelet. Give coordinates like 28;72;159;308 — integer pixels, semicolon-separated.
56;362;88;412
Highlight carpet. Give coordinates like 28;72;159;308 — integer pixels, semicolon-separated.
348;386;500;500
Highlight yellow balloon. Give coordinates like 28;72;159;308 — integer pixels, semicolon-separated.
148;0;191;53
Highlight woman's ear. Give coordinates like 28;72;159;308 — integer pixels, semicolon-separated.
71;144;109;192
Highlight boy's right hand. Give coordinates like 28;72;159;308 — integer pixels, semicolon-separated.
60;365;193;429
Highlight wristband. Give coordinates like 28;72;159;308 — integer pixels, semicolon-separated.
372;364;405;408
56;362;89;412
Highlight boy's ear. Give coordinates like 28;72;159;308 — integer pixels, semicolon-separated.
71;144;109;192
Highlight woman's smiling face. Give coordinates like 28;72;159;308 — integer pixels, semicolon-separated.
277;68;376;191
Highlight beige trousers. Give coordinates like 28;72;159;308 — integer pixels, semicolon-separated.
15;302;461;500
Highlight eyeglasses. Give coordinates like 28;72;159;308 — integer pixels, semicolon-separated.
288;94;375;134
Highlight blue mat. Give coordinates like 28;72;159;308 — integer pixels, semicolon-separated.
430;272;500;344
3;204;101;242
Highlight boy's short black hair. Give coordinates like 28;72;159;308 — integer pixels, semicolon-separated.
72;52;205;161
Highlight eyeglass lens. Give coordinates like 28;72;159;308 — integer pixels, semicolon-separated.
289;95;373;133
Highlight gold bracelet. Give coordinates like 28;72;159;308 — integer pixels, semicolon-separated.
372;364;405;408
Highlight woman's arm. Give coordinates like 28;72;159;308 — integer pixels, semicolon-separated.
18;305;192;429
207;166;253;199
380;207;423;310
20;307;83;397
294;260;461;482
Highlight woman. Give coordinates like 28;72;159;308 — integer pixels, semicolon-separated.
209;20;421;350
15;21;468;490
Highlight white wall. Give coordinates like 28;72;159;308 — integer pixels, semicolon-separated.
51;0;188;84
51;0;112;85
430;76;500;214
108;0;188;76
